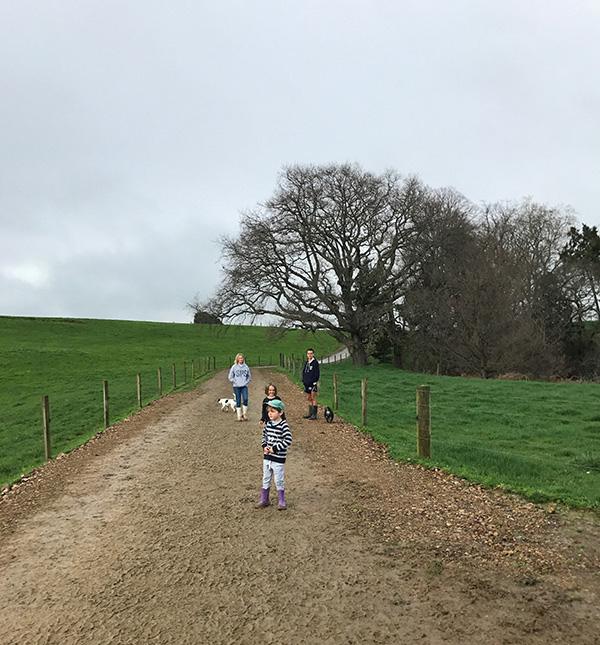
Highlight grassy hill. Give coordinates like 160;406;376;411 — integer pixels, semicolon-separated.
0;316;339;485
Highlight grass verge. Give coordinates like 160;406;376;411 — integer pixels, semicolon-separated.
283;360;600;509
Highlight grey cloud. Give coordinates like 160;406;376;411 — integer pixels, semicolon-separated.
1;1;598;322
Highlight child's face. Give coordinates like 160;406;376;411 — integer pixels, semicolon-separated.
267;385;276;397
307;350;314;360
267;406;282;421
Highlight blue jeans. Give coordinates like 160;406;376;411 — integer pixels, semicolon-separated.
233;386;248;407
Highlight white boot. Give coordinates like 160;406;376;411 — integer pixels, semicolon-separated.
242;405;248;421
236;407;243;422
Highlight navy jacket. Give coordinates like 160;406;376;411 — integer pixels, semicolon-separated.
302;358;320;387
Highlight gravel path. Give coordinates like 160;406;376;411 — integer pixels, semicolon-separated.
0;368;598;644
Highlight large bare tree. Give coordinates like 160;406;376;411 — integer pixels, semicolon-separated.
199;164;426;365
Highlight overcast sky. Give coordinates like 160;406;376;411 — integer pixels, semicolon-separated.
1;1;598;323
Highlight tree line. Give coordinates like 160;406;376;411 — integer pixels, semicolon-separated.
190;163;600;379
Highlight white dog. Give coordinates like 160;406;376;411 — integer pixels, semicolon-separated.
218;398;237;412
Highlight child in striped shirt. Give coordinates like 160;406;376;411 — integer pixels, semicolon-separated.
255;399;292;510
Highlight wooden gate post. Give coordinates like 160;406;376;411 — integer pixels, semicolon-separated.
41;395;51;461
103;380;110;428
361;377;367;426
417;385;431;458
334;373;339;409
137;373;142;409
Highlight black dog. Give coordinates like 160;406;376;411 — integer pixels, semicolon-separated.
324;406;334;423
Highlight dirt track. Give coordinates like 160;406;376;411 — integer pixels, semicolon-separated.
1;369;598;644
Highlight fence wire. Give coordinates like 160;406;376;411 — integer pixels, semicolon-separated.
280;359;600;482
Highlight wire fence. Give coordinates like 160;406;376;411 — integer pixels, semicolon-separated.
39;357;217;462
279;355;600;485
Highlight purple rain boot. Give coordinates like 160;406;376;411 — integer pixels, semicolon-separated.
277;489;287;510
255;488;271;508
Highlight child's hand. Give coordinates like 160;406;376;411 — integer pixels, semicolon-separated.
264;446;274;454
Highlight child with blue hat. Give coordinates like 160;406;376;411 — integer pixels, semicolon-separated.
255;398;292;510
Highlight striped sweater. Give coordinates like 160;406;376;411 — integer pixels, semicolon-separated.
262;418;292;464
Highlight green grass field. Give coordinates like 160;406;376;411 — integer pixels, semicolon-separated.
284;361;600;509
3;316;599;510
0;316;339;485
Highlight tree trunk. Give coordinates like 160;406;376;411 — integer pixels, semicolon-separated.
348;337;368;366
588;273;600;321
392;341;404;369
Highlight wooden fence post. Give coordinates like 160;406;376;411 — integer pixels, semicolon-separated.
183;361;187;383
417;385;431;458
361;377;367;426
172;363;176;389
103;380;109;428
334;373;339;409
158;367;162;396
213;356;216;370
191;360;195;380
137;373;142;409
41;395;51;461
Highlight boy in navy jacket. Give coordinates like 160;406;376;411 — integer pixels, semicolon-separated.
302;348;320;420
